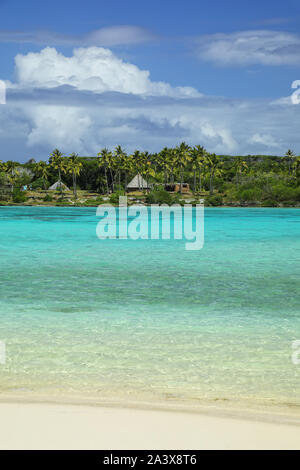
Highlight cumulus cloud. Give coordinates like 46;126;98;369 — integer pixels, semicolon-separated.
195;30;300;66
0;25;155;47
1;46;300;161
12;47;200;98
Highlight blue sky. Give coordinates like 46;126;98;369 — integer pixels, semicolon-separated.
0;0;300;161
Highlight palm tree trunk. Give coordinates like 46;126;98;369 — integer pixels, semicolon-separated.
109;168;114;192
193;170;196;193
59;169;62;197
104;167;109;194
199;169;202;192
73;172;77;199
180;166;183;194
209;169;214;195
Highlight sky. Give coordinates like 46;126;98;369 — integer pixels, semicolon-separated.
0;0;300;162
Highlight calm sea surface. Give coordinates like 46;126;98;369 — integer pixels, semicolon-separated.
0;206;300;410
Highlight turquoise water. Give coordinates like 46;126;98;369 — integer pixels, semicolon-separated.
1;206;300;410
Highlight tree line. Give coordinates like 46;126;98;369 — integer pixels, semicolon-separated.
1;144;300;205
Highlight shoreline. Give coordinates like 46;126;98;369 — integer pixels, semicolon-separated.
1;203;300;208
2;392;300;426
1;399;300;449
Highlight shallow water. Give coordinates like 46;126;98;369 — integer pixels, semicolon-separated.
0;206;300;409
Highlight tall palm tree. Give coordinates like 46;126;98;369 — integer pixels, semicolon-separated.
190;148;198;193
97;148;111;194
68;153;82;199
175;142;191;193
292;155;300;177
191;145;206;192
158;147;171;185
132;150;143;189
140;151;155;192
34;161;49;190
285;149;295;175
232;156;248;186
206;153;223;195
3;161;20;192
107;150;117;193
122;153;134;192
114;145;126;190
49;149;66;196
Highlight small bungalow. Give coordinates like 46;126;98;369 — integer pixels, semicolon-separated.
165;183;190;193
49;181;70;191
126;174;150;191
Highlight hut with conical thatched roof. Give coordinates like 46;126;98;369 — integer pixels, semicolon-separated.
49;181;70;191
126;174;150;191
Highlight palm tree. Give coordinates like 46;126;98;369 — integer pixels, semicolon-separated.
207;153;223;195
190;149;198;193
292;156;300;177
107;150;117;193
97;148;111;194
191;145;206;192
3;161;20;192
132;150;143;189
233;156;248;186
49;149;66;196
122;153;134;192
175;142;191;193
158;147;171;185
285;149;295;175
34;161;49;190
114;145;126;190
140;151;155;192
68;153;82;199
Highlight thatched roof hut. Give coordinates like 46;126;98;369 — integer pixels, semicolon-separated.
49;181;70;191
127;174;150;191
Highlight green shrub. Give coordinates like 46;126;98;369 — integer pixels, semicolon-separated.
269;184;298;202
145;189;173;205
281;200;297;207
205;194;223;206
12;188;27;203
238;188;262;202
55;199;71;206
31;178;49;190
261;199;278;207
109;191;125;205
44;194;53;202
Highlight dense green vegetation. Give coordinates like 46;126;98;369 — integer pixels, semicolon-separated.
1;144;300;206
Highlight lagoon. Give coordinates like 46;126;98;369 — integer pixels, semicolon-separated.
0;206;300;412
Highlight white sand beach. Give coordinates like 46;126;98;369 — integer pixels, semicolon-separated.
0;402;300;450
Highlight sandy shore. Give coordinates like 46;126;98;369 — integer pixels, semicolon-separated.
0;402;300;450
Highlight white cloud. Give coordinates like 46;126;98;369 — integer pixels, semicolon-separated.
249;133;280;147
13;47;200;98
1;46;300;160
195;30;300;66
